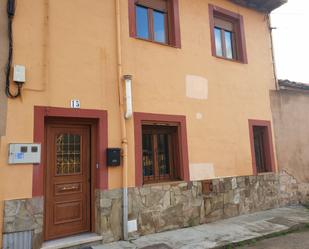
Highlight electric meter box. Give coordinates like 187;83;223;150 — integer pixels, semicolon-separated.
8;143;41;164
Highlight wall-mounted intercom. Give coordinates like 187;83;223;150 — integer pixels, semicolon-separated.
8;143;41;164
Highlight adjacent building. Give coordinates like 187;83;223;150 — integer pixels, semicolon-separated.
2;0;307;248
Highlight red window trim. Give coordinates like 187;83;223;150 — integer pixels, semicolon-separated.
128;0;181;48
248;119;276;175
33;106;108;197
134;112;189;187
208;4;248;64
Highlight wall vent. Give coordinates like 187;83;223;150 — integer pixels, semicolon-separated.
3;231;32;249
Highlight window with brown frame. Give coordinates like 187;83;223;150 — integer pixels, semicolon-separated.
209;4;247;63
128;0;181;48
142;125;180;184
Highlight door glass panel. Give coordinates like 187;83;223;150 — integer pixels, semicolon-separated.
142;134;154;177
214;27;223;57
136;5;149;39
153;10;167;43
56;134;81;175
225;31;233;59
157;134;170;176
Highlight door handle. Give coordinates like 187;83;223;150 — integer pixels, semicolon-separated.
59;186;79;192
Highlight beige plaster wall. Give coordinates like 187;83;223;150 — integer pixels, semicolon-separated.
0;0;276;229
271;90;309;183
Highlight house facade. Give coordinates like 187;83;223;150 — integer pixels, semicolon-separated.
1;0;303;248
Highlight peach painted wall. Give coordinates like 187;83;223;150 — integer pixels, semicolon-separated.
0;0;277;236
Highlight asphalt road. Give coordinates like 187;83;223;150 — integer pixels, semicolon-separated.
239;230;309;249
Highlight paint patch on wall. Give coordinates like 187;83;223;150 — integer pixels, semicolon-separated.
196;113;203;120
190;163;215;181
186;75;208;100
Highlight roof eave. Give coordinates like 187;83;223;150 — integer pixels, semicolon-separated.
230;0;288;13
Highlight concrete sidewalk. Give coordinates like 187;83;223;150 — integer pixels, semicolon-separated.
93;205;309;249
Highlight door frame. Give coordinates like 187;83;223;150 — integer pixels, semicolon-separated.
44;118;96;240
32;106;108;240
248;119;276;175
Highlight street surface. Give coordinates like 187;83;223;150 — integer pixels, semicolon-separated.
240;230;309;249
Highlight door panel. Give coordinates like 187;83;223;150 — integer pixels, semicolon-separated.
45;124;91;240
253;126;267;173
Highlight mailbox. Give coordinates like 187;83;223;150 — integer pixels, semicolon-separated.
107;148;121;166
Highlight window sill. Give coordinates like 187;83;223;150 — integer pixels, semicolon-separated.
213;55;247;64
256;171;275;175
132;36;179;49
143;180;185;187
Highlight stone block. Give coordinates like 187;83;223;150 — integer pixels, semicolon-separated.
100;198;112;208
140;187;151;196
110;199;123;241
224;204;239;218
205;209;224;223
3;197;43;234
204;198;212;216
223;190;234;204
223;178;232;192
231;178;237;190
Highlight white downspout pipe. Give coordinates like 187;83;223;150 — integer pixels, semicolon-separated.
124;75;133;119
267;13;279;90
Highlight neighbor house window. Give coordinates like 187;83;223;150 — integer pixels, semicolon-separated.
249;120;275;174
209;4;247;63
134;113;189;186
129;0;181;48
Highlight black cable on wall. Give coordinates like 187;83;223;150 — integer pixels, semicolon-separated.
5;0;22;98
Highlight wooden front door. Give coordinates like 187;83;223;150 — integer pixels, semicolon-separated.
45;123;91;240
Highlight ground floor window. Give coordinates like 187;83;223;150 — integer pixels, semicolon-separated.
134;113;190;186
142;125;180;183
249;120;275;174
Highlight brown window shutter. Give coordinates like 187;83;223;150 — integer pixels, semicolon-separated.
137;0;168;12
214;17;234;31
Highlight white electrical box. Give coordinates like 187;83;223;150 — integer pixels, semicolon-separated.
13;65;26;83
8;143;41;164
128;219;138;233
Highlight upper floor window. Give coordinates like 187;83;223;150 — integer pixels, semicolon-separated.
129;0;181;48
209;4;248;63
136;1;168;43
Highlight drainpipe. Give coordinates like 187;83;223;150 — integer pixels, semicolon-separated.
115;0;129;241
267;14;279;90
